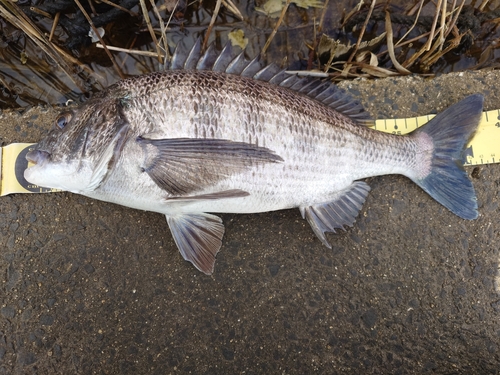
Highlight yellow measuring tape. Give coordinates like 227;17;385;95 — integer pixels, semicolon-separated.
0;143;61;196
1;109;499;196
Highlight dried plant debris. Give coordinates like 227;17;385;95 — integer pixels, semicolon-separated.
1;0;500;109
323;1;500;79
228;29;249;49
318;32;386;62
256;0;324;17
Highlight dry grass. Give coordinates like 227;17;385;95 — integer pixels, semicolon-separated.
305;0;497;80
74;0;125;78
0;0;497;107
0;0;92;92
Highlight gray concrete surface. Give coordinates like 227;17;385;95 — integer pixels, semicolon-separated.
0;71;499;374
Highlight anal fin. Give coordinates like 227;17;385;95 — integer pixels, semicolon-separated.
300;181;370;248
166;213;225;275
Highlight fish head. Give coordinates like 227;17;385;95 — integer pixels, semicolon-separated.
24;97;129;193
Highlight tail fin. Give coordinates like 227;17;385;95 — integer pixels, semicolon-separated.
410;94;484;220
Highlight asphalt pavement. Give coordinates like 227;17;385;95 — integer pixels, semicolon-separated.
0;70;499;374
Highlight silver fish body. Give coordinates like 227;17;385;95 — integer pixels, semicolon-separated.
84;71;420;212
24;47;483;274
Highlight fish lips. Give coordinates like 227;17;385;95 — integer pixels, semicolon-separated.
24;149;50;185
26;149;50;167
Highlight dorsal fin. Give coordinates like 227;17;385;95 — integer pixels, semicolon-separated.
212;43;234;72
167;38;373;126
240;56;263;78
226;51;251;75
253;63;282;81
184;37;202;69
196;43;219;70
169;41;187;70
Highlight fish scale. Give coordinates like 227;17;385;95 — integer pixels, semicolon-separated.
24;41;483;274
127;73;369;173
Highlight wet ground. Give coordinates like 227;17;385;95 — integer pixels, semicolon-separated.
1;70;500;374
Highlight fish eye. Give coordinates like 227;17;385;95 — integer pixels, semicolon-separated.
55;112;72;130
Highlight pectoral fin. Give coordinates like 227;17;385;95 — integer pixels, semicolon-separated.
137;137;283;195
166;213;225;275
300;181;371;248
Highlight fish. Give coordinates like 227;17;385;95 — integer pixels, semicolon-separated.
24;40;484;275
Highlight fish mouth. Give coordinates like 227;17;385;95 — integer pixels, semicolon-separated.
26;149;50;167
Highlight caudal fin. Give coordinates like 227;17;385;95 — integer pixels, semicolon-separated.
410;94;484;220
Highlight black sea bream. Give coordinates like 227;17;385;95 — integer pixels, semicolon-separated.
24;41;484;274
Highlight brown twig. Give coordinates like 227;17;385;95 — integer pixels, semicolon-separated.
318;0;329;32
424;0;441;51
444;0;466;39
402;0;458;70
342;0;365;27
478;0;490;12
380;30;432;57
306;17;317;71
420;32;464;68
28;6;52;18
262;0;292;55
446;0;457;34
87;0;97;16
98;0;139;16
402;26;444;68
438;0;446;50
73;0;125;79
52;46;96;75
0;74;12;91
385;11;410;74
407;0;426;16
97;43;166;58
149;0;170;64
347;0;376;63
358;61;398;77
49;11;60;42
420;24;447;63
309;0;329;70
203;0;222;52
396;0;424;46
139;0;163;64
222;0;243;21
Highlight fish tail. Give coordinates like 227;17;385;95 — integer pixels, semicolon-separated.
409;94;484;219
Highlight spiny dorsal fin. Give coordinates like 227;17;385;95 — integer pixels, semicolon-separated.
212;43;235;72
226;51;248;75
167;38;373;126
196;43;219;70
